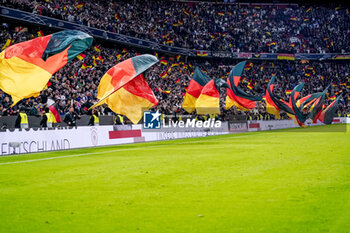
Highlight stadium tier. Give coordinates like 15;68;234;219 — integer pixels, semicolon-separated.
0;24;349;125
2;0;350;53
1;1;350;233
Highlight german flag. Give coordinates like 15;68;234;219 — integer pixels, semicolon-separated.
122;48;128;53
289;83;319;127
197;51;209;57
47;98;61;123
265;75;281;119
166;39;174;44
81;63;88;69
265;75;295;119
1;39;13;50
183;9;190;15
308;87;329;123
225;61;262;111
182;67;211;113
92;56;97;67
0;30;92;106
160;70;168;78
91;55;159;124
76;53;86;60
171;63;179;67
176;54;181;61
277;53;295;60
94;46;101;52
218;12;225;16
37;30;44;37
196;79;229;114
290;17;297;20
76;3;84;9
318;96;341;124
306;7;311;13
286;90;292;95
160;59;168;65
96;55;103;62
247;82;254;89
114;13;120;20
161;89;170;94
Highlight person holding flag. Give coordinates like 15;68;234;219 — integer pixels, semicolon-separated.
88;109;99;126
40;107;54;128
15;107;29;129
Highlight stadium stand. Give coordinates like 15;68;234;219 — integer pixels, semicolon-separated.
0;1;349;125
2;0;350;53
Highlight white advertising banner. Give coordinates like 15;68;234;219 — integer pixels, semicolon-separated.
247;117;346;131
0;126;139;155
0;118;348;155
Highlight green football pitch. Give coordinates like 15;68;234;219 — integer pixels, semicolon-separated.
0;124;349;233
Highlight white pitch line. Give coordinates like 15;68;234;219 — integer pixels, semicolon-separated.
0;133;273;165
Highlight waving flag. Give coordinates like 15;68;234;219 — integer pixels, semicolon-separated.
308;88;329;123
196;79;229;115
182;67;212;113
1;39;13;50
91;55;158;124
76;53;86;60
160;59;168;65
47;98;61;123
264;75;295;119
318;96;341;124
290;83;311;127
0;30;93;106
37;30;44;37
265;75;281;118
225;61;262;111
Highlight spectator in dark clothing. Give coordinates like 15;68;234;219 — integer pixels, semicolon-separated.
40;107;52;128
15;107;28;129
63;107;80;126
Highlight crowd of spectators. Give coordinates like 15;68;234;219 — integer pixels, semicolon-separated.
0;23;350;124
1;0;350;53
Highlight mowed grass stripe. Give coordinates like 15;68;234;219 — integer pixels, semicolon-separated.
0;124;349;233
0;133;260;165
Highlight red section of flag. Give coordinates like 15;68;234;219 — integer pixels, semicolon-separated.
49;104;61;123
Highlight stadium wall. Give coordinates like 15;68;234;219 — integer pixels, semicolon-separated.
0;115;115;128
0;118;347;155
